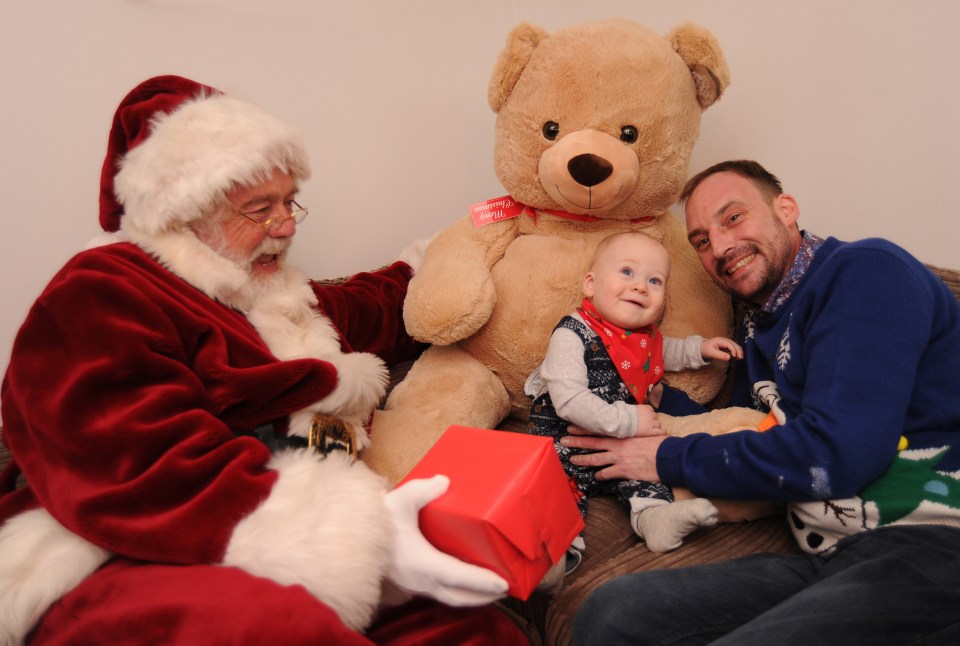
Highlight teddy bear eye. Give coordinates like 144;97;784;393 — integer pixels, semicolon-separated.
620;126;638;144
542;121;560;141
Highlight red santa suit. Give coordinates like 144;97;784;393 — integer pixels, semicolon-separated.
0;76;525;645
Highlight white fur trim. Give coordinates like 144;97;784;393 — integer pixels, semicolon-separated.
130;226;389;441
127;227;389;438
124;226;252;308
128;221;388;439
243;266;343;359
114;93;309;235
0;509;111;645
244;269;387;449
84;230;128;250
223;450;394;631
397;233;438;275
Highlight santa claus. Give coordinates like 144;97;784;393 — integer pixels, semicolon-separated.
0;76;524;644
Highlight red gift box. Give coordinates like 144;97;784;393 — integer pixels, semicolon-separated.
399;425;584;600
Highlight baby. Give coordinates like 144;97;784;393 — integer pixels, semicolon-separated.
525;231;742;559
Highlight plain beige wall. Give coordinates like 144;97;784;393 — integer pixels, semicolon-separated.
1;0;958;381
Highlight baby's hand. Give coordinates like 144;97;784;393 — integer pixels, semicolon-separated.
635;404;662;436
700;337;743;361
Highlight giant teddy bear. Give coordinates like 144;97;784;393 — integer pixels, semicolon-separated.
365;19;766;497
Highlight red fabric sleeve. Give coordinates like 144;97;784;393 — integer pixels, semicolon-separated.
0;245;339;564
311;261;426;366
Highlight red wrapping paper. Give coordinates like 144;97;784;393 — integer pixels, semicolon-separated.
399;425;584;599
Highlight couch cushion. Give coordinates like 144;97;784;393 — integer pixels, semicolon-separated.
529;498;795;646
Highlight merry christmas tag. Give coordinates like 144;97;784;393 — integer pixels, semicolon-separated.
469;195;525;227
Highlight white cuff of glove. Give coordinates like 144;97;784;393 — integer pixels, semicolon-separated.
397;234;437;274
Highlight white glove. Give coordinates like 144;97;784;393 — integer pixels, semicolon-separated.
397;233;437;274
384;475;509;606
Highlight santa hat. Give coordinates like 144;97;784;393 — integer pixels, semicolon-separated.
99;75;310;234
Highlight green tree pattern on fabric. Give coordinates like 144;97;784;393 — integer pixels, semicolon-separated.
861;447;960;524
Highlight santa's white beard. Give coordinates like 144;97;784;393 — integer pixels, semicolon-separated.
115;222;389;440
200;224;292;287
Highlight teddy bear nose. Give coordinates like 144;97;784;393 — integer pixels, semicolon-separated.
567;154;614;187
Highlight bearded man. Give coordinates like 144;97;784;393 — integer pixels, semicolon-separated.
0;75;526;645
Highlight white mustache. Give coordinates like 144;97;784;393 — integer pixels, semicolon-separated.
251;239;290;260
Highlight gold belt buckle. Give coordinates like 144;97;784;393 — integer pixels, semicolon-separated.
308;413;357;459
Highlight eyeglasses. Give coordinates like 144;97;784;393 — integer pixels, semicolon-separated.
232;200;308;232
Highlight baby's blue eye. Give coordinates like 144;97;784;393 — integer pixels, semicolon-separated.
649;277;662;286
620;267;633;277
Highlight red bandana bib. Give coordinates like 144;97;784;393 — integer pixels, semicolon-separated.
577;298;664;401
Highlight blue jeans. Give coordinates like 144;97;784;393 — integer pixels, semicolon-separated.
573;525;960;645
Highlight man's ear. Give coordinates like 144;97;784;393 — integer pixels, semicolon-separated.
776;193;800;228
582;273;595;298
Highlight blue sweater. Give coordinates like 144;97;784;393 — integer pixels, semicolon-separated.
658;238;960;516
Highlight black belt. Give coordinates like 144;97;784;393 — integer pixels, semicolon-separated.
250;423;309;453
245;415;357;458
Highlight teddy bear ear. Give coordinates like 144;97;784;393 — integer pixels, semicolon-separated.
488;22;550;113
667;22;731;110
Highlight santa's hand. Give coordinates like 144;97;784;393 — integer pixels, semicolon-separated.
397;233;437;274
384;475;508;606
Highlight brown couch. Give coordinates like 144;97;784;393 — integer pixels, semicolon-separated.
499;262;960;645
2;263;957;646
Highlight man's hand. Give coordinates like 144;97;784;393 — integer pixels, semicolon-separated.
561;427;667;482
384;476;508;606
